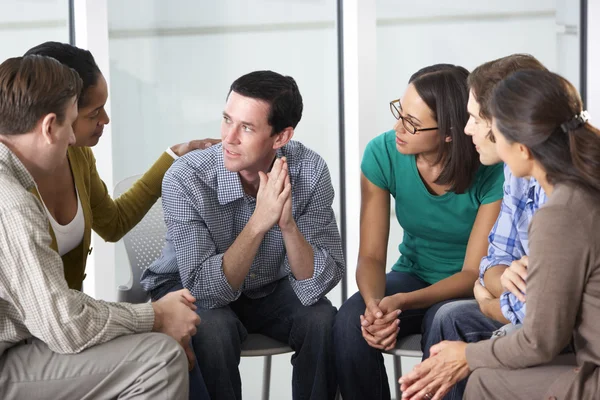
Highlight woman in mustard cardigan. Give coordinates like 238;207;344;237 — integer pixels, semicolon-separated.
25;42;219;290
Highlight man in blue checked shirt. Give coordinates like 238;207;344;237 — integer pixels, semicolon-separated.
141;70;345;400
421;55;549;400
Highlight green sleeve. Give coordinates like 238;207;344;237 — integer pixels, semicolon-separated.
476;163;504;204
361;131;395;193
88;148;174;242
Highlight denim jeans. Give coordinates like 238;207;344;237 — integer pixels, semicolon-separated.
153;282;212;400
423;299;504;400
160;278;338;400
333;271;457;400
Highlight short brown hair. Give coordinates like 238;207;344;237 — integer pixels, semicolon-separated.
0;55;82;135
468;54;547;122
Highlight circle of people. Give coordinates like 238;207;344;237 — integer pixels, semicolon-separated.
0;43;599;400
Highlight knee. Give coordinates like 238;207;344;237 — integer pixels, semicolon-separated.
333;292;365;342
143;333;188;372
432;301;475;329
298;303;337;337
335;293;364;328
193;309;244;351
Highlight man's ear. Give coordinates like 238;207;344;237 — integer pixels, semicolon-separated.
40;113;58;145
273;127;294;150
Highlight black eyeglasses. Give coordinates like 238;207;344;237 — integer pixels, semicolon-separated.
389;99;438;135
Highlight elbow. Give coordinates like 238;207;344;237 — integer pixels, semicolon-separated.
104;233;126;243
96;228;126;243
462;269;479;283
516;336;562;367
533;340;563;364
45;331;88;355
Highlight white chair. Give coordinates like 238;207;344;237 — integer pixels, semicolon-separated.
114;175;293;400
383;334;423;400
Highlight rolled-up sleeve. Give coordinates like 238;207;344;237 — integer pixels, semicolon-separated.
286;161;345;306
479;167;525;284
500;291;526;325
161;167;241;309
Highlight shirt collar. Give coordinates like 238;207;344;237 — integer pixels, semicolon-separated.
215;146;286;205
526;176;543;206
0;142;36;190
215;150;245;205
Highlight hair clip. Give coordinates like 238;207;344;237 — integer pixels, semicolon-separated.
561;110;590;133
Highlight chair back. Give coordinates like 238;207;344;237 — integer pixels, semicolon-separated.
114;174;167;303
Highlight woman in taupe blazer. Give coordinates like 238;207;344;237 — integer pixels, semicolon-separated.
397;69;600;400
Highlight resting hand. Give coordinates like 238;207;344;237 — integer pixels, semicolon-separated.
361;295;401;350
501;256;528;302
399;341;469;400
152;289;201;369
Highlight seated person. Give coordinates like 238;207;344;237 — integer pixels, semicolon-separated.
0;55;201;400
333;64;504;400
25;41;219;291
421;54;548;399
141;70;345;400
400;69;600;400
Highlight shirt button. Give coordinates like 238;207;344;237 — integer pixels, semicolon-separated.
249;273;256;278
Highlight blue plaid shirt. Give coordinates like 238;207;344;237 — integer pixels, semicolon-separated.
141;141;345;309
479;165;547;324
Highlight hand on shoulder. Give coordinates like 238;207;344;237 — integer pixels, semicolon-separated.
170;138;221;157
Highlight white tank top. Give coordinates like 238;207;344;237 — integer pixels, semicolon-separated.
41;187;85;256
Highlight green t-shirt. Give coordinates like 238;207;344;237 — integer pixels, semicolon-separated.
361;130;504;284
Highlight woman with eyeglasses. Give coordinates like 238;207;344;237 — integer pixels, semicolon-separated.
399;69;600;400
333;64;504;400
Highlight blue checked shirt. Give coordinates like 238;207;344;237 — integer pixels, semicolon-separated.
141;141;345;309
479;165;547;324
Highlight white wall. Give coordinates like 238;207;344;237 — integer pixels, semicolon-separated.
0;0;69;62
588;0;600;119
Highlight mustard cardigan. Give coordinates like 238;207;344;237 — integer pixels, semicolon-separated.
32;146;174;290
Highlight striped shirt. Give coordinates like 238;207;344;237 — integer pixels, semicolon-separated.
479;164;547;324
0;143;154;358
141;141;345;309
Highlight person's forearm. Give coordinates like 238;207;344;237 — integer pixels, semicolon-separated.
400;270;479;310
356;257;387;303
479;298;510;324
483;265;508;297
281;222;314;280
222;217;266;290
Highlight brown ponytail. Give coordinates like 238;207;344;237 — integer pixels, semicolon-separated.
569;123;600;194
490;69;600;196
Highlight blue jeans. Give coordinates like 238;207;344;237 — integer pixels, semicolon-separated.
153;282;212;400
167;278;337;400
333;271;457;400
423;299;504;400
